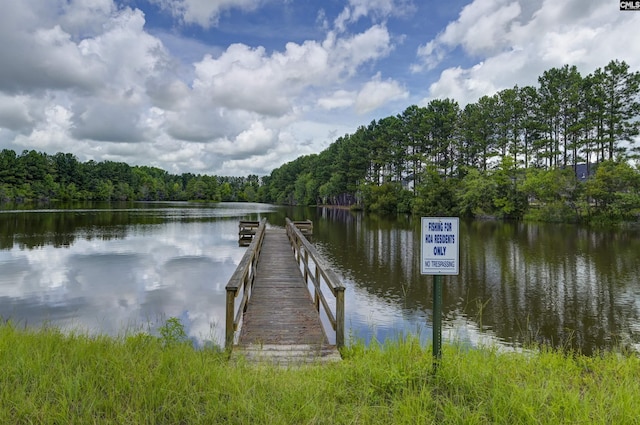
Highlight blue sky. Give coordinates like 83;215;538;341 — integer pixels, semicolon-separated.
0;0;638;176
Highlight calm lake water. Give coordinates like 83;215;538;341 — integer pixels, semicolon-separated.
1;202;639;355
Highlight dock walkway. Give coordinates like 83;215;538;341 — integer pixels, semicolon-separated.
227;221;343;365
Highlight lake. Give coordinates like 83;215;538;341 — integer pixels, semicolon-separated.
1;202;639;355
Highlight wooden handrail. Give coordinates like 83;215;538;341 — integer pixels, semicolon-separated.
285;218;346;348
225;217;266;349
291;220;313;237
238;220;261;246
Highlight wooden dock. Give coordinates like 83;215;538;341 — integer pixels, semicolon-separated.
226;218;344;365
238;220;260;246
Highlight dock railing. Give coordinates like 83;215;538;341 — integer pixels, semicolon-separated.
238;220;261;246
291;220;313;237
225;217;266;349
285;218;346;348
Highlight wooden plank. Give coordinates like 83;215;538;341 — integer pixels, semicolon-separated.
233;344;341;367
292;220;313;237
238;220;261;245
234;228;340;363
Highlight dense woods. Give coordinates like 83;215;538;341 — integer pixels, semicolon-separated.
261;59;640;223
1;59;639;223
0;150;262;204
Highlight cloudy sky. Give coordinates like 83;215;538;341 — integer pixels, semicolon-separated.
0;0;638;177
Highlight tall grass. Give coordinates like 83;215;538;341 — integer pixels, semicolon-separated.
1;322;638;424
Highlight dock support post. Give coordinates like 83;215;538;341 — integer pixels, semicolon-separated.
314;263;320;312
336;287;345;349
225;288;237;349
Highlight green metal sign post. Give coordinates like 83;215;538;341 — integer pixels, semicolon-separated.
421;217;459;373
433;274;443;368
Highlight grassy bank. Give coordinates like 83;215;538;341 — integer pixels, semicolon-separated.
1;323;638;424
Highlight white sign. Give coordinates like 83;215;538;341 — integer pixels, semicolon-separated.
421;217;459;275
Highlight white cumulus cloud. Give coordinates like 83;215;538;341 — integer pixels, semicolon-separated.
355;73;408;114
149;0;262;28
418;0;640;107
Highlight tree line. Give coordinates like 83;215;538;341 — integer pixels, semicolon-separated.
260;59;640;223
1;59;639;223
0;150;262;203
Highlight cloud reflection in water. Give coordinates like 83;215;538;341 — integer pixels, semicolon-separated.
0;215;246;348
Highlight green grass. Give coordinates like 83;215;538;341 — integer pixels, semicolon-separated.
1;322;639;424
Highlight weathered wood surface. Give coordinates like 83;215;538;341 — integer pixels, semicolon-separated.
285;218;345;348
291;220;313;237
234;344;341;365
238;220;260;246
234;228;340;365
